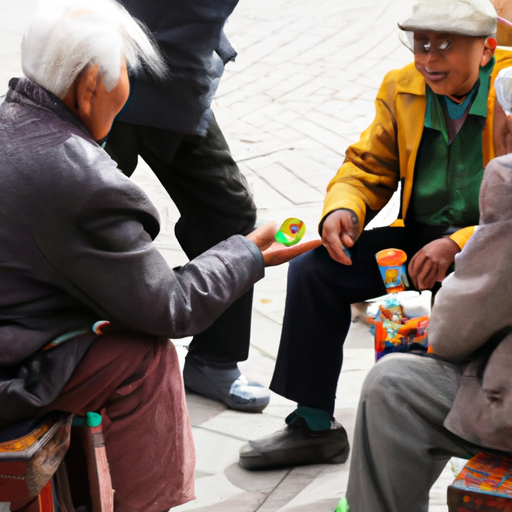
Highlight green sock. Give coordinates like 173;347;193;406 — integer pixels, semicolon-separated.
334;497;349;512
285;405;332;431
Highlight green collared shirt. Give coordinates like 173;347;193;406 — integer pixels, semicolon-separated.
411;58;495;227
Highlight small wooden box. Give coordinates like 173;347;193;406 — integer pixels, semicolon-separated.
0;412;72;501
448;452;512;511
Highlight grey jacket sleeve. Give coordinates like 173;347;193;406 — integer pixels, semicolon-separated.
430;155;512;359
28;142;264;339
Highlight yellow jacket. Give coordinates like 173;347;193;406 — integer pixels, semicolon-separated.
323;48;512;248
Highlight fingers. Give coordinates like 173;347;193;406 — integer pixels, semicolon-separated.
414;260;438;290
246;221;279;251
409;250;437;290
263;239;323;266
407;251;425;289
323;232;353;264
321;209;359;265
409;251;447;290
409;238;460;289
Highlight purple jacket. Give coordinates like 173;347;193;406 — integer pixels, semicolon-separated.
0;78;263;424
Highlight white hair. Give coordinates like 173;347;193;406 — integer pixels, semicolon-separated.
21;0;166;98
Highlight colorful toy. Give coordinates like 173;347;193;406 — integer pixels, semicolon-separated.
448;452;512;511
275;218;306;246
366;296;430;360
375;248;409;293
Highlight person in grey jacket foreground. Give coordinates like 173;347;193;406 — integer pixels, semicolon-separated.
339;66;512;512
0;1;319;511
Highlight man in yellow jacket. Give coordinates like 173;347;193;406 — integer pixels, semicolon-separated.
239;0;512;471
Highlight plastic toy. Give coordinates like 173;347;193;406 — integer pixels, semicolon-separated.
366;296;430;360
275;218;306;246
375;248;409;293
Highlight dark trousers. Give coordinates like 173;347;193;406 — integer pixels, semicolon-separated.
105;118;257;363
270;222;450;415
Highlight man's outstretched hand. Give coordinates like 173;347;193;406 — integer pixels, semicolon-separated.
246;221;322;267
408;237;461;290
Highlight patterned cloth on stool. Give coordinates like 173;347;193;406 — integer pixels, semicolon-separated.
448;452;512;511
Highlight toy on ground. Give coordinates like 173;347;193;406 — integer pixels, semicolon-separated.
366;296;430;360
275;218;306;246
334;497;350;511
375;248;409;293
448;451;512;511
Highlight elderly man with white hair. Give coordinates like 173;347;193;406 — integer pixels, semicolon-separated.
0;1;317;511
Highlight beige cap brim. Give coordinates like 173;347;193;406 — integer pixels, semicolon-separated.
398;0;497;37
398;17;496;36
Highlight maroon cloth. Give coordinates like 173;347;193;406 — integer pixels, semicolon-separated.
42;332;195;512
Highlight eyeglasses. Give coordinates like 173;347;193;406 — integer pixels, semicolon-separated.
413;38;452;56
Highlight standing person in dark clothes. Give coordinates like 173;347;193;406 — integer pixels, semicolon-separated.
104;0;270;412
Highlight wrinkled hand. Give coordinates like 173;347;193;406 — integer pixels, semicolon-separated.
408;237;461;290
321;209;360;264
246;221;279;252
262;239;323;266
246;221;322;266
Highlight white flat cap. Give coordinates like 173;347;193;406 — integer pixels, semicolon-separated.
495;66;512;114
398;0;497;36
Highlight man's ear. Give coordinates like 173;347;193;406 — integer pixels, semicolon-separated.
481;37;497;67
62;65;99;121
75;65;100;120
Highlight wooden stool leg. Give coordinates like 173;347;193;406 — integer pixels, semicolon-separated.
73;413;113;512
11;478;55;512
38;480;55;512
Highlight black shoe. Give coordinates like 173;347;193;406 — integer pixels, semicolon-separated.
239;417;350;470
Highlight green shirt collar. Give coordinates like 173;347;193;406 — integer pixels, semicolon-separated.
424;56;495;138
467;55;494;117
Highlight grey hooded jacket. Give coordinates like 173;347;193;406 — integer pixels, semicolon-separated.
0;78;264;424
430;154;512;452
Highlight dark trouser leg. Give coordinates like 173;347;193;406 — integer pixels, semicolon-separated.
105;119;257;363
42;333;195;512
270;224;447;416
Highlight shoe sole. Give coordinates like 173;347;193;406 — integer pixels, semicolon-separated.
239;441;350;470
184;385;270;413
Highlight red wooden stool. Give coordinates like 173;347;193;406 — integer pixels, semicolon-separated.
0;412;113;512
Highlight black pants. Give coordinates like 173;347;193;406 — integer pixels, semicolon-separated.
105;117;257;363
270;222;450;415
